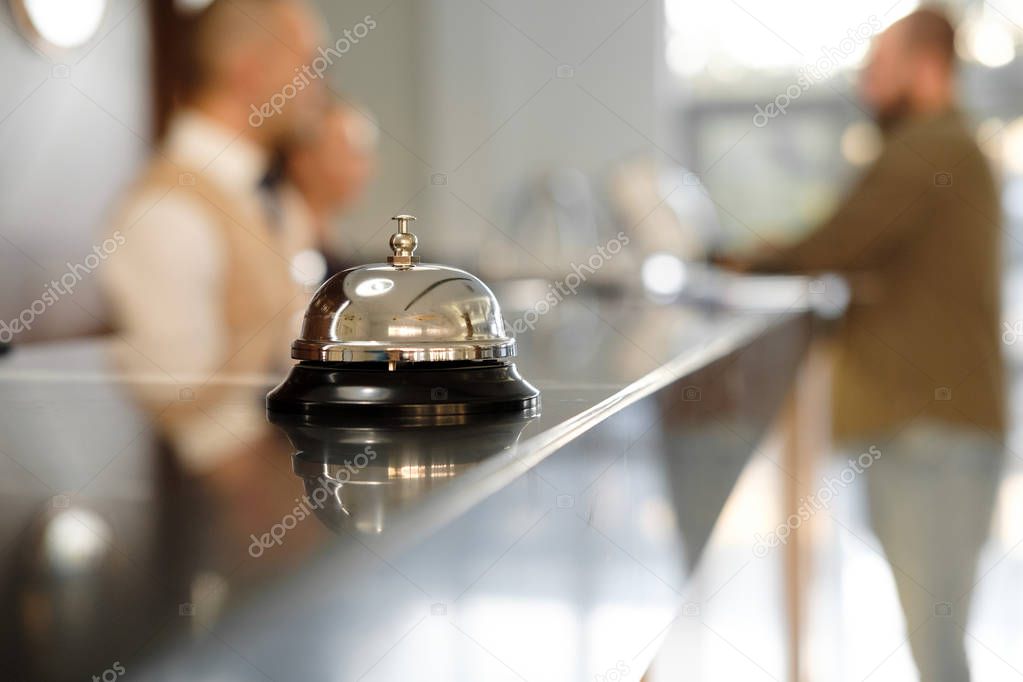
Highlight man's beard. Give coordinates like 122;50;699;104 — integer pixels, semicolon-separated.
873;93;914;133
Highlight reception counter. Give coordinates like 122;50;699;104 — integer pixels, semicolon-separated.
0;285;814;681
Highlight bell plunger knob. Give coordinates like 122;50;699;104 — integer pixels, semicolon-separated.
387;214;420;267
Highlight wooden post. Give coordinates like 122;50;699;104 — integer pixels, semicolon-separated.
783;341;830;682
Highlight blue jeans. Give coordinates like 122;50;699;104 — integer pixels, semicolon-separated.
853;420;1004;682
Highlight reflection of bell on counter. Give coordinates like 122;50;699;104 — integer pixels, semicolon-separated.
273;412;537;534
267;215;540;417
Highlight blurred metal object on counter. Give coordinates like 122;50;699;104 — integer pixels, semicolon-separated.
493;156;723;298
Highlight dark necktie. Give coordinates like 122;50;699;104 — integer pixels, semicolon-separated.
258;153;286;232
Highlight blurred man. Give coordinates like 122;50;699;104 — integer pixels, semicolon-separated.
286;102;378;247
103;0;327;473
740;9;1003;681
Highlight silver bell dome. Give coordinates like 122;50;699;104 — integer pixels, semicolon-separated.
292;215;516;364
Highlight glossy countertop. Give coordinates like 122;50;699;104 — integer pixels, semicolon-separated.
0;277;815;681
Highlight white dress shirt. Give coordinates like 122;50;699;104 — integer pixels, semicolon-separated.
103;111;319;472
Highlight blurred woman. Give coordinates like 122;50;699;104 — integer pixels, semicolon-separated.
286;103;378;250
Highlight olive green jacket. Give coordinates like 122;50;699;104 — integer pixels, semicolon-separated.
754;110;1005;441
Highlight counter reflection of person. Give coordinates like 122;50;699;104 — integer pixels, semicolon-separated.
285;103;378;254
102;0;327;475
730;9;1003;681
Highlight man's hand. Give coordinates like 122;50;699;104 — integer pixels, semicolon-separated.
711;254;752;273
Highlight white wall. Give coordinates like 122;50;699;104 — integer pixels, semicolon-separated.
319;0;668;277
0;0;151;340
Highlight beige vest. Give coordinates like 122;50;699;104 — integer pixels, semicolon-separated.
121;158;307;456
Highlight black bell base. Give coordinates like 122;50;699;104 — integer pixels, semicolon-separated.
266;360;540;420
